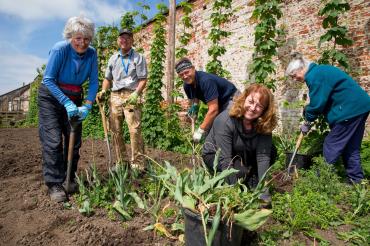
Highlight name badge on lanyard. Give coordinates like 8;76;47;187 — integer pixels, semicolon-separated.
120;49;133;76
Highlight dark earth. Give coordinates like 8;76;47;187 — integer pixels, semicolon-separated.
0;128;190;246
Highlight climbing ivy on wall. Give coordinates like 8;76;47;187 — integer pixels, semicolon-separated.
249;0;282;90
176;1;193;60
142;4;168;147
175;1;194;92
318;0;353;70
205;0;233;78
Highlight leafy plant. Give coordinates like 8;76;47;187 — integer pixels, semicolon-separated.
273;187;340;233
25;66;44;126
249;0;283;90
176;1;193;60
109;164;146;220
142;5;167;147
205;0;233;78
360;135;370;178
318;0;353;70
153;153;272;245
75;164;114;215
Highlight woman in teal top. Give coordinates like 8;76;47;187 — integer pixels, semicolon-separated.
286;52;370;183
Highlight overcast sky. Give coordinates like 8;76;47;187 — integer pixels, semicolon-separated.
0;0;169;95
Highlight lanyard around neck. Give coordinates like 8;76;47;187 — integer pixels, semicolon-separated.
120;49;133;76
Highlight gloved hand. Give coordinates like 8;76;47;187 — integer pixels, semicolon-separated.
96;90;107;100
187;103;199;117
64;100;79;119
126;91;139;105
193;127;205;143
300;121;311;135
78;104;92;121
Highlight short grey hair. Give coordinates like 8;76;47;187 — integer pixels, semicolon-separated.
63;16;95;40
285;52;311;76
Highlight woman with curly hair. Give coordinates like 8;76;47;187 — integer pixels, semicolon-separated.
202;84;277;194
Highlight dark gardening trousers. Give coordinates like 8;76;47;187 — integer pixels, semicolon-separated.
38;84;82;186
324;112;369;183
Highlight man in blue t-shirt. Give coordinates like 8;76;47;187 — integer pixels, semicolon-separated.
175;57;237;142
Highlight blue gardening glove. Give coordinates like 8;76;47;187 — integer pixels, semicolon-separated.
187;103;199;117
300;121;311;135
193;127;205;143
78;104;92;121
127;91;139;105
64;100;79;119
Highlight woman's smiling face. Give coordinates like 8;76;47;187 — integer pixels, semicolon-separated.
243;92;265;121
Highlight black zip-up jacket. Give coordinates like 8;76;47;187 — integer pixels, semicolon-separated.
202;110;275;182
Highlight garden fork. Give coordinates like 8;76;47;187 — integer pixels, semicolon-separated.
285;132;304;180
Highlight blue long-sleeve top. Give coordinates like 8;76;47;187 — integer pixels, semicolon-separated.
42;41;98;105
304;63;370;125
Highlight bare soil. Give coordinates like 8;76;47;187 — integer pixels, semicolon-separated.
0;128;190;246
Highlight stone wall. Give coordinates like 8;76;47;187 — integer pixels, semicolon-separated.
134;0;370;133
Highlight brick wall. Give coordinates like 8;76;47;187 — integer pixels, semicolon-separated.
134;0;370;133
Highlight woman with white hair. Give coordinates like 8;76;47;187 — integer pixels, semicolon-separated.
38;16;98;202
286;52;370;184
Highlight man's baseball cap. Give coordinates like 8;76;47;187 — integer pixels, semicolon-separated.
119;28;133;36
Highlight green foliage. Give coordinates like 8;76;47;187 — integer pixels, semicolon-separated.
205;0;232;78
318;0;353;70
294;157;344;199
273;190;340;231
154;156;272;242
83;25;118;138
249;0;283;90
110;164;146;220
24;66;45;126
176;1;193;59
161;103;189;153
142;7;167;147
337;215;370;245
25;73;42;126
360;135;370;178
348;180;370;218
120;11;137;30
75;164;115;216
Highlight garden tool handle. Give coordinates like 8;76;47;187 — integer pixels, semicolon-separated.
66;118;78;193
96;97;109;138
286;132;304;176
96;97;113;167
295;132;304;150
69;116;80;132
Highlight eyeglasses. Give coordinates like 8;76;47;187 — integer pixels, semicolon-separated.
72;36;91;44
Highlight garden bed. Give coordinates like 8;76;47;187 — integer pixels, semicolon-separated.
0;128;368;245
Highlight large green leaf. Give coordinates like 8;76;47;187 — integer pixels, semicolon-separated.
234;209;272;231
182;195;196;211
207;201;221;246
197;168;238;195
113;200;132;220
129;192;146;209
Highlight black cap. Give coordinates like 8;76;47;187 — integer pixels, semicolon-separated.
119;28;133;36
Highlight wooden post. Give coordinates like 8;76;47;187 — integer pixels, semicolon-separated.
166;0;176;103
